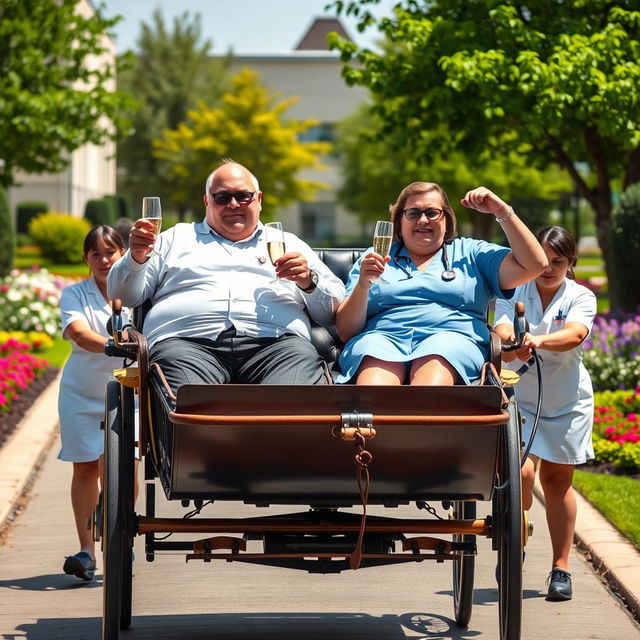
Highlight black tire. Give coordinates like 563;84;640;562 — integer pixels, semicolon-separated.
452;500;476;628
495;400;523;640
102;382;135;640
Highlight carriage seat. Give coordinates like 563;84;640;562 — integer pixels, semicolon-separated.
311;248;363;377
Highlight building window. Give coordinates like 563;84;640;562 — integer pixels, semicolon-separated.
298;123;335;143
300;202;335;244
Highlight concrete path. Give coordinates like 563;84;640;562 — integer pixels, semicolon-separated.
1;432;639;639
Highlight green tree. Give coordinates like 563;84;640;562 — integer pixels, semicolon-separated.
117;9;230;217
0;185;13;277
330;0;640;306
336;105;570;239
0;0;134;188
153;70;331;219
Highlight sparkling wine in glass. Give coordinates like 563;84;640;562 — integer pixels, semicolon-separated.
265;221;285;283
142;196;162;257
371;220;393;284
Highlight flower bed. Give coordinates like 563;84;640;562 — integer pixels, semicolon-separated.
583;309;640;391
0;268;75;338
590;387;640;474
0;338;48;414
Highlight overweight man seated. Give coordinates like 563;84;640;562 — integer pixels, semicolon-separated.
107;160;345;391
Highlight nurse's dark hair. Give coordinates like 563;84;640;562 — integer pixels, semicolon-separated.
389;182;458;243
83;225;126;256
536;225;577;280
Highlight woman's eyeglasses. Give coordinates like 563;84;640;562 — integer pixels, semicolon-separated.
211;190;256;205
402;207;445;222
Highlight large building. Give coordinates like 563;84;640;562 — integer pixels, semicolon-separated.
225;18;370;245
8;0;116;223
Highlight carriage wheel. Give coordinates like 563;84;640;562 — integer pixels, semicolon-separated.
102;382;135;640
494;401;523;640
452;500;476;627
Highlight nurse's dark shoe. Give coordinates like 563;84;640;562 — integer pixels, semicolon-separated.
63;551;96;582
546;567;572;601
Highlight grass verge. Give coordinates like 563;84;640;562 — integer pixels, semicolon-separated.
39;337;71;368
573;470;640;549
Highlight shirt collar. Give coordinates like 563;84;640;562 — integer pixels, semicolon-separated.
196;218;264;243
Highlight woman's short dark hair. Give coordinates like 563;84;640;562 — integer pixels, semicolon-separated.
389;182;458;243
536;225;577;279
83;225;126;257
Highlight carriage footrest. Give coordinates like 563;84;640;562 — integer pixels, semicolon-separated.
188;536;247;562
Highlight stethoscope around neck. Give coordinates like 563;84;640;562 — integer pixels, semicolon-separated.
394;241;456;281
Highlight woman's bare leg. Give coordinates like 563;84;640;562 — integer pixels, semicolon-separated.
521;455;538;511
356;356;404;385
70;459;101;558
409;355;460;385
539;460;576;570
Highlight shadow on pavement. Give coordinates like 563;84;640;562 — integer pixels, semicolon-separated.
11;611;487;640
0;573;103;591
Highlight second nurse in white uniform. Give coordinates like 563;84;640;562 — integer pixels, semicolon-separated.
58;225;128;581
494;225;596;602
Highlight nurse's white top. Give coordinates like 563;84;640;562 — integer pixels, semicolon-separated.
57;277;130;462
494;279;597;464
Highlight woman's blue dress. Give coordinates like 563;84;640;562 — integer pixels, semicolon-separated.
336;237;514;384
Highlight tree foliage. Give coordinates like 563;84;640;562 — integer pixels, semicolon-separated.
153;70;331;219
336;104;570;239
0;185;13;277
117;9;230;215
330;0;640;306
0;0;134;187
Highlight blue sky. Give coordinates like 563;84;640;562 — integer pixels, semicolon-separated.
99;0;390;54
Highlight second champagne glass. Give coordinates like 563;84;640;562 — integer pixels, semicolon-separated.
265;221;286;283
371;220;393;284
142;196;162;258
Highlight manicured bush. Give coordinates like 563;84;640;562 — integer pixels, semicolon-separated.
610;183;640;311
28;213;90;264
111;194;134;220
16;201;48;235
84;198;116;226
0;185;13;278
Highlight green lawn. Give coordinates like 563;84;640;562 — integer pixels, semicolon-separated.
14;246;87;277
40;337;71;368
573;470;640;549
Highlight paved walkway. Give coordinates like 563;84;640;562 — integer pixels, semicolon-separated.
1;378;639;639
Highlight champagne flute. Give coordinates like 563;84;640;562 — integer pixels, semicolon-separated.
265;221;286;283
141;196;162;258
371;220;393;284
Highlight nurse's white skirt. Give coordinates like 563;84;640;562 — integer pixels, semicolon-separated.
520;393;594;465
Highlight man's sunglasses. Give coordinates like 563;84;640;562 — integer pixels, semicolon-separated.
210;190;256;205
402;207;445;222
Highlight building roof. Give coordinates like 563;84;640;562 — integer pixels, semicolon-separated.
294;17;354;50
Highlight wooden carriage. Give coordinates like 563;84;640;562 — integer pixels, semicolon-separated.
99;249;526;640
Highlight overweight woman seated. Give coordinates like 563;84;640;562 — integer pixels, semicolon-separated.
335;182;548;386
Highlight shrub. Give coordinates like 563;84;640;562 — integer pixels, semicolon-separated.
28;213;90;264
0;185;13;278
16;201;48;235
610;183;640;311
84;198;115;226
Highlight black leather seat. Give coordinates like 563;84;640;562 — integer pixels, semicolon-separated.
311;248;364;378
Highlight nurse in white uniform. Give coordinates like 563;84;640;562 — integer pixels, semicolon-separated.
58;225;128;581
494;225;596;602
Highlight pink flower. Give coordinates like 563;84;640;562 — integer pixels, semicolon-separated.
604;426;616;435
627;413;637;421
